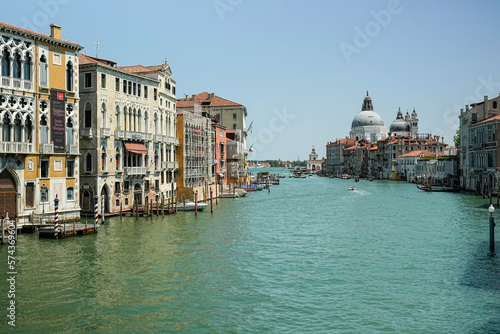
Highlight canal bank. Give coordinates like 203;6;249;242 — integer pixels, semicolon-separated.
1;168;499;333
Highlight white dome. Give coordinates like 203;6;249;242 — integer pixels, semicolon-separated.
351;110;385;128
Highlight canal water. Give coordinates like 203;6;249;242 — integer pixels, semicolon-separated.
1;168;500;333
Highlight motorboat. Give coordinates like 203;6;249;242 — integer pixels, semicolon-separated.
176;199;208;211
348;187;356;191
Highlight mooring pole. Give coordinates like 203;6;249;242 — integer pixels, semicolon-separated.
210;187;213;213
489;204;496;253
54;195;59;239
101;194;105;224
94;195;99;233
195;191;198;216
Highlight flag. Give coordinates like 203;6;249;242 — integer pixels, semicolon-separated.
247;121;253;134
193;128;202;134
249;144;254;153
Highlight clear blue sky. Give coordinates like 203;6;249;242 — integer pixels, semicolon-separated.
4;0;500;161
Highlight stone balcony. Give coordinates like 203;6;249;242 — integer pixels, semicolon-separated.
81;128;93;138
125;166;147;175
161;161;168;170
1;77;33;91
145;133;153;142
101;128;111;138
65;144;79;155
115;129;125;139
0;141;33;154
39;143;53;154
125;131;145;141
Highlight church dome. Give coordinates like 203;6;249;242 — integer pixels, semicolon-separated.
389;108;410;132
351;110;385;128
351;91;385;128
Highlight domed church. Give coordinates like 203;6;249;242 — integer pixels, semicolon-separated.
350;92;388;142
388;107;418;137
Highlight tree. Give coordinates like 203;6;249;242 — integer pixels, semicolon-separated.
453;129;460;148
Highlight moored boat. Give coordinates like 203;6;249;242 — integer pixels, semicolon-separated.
176;200;208;211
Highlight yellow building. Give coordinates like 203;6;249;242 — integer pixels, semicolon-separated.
0;22;83;223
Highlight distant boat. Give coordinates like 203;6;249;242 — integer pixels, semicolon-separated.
417;185;460;192
176;200;208;211
348;187;356;191
220;189;248;198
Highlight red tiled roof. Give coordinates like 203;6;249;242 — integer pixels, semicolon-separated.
118;64;169;74
398;150;435;158
327;138;356;146
177;92;242;108
475;114;500;125
0;21;82;48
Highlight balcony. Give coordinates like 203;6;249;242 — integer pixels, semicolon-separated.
145;133;153;142
175;138;179;146
101;128;111;138
161;161;167;170
0;142;33;154
65;144;79;155
81;128;93;138
115;129;125;139
174;162;179;170
154;134;163;142
167;162;175;170
125;131;145;141
125;166;147;175
39;143;53;154
1;77;34;91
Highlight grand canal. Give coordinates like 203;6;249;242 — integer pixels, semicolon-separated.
1;169;500;333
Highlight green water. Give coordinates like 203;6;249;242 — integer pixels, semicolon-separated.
1;168;500;333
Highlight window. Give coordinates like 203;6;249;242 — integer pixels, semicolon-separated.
24;53;32;81
84;102;92;127
101;148;106;171
155;179;159;191
144;86;148;98
116;199;120;207
26;183;34;207
114;182;121;193
154;88;157;100
123;79;127;93
66;61;74;91
133;82;136;95
233;124;237;130
85;152;92;172
138;84;141;97
67;160;75;177
84;73;92;88
67;187;74;201
13;53;21;79
494;101;498;109
1;49;10;77
39;54;48;87
115;77;120;91
40;160;49;178
233;113;237;119
145;180;150;191
172;86;175;95
101;73;106;89
128;81;132;94
40;186;48;202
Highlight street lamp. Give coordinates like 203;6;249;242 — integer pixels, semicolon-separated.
489;204;495;253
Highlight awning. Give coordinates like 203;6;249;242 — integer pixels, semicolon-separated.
124;142;148;154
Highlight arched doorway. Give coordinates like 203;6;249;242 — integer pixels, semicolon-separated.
82;189;92;212
0;169;17;218
134;183;142;205
101;185;110;213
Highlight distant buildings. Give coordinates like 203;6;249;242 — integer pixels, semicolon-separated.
326;92;450;181
307;146;324;172
0;22;83;223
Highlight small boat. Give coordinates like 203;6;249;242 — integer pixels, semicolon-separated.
176;199;208;211
220;189;248;198
348;187;356;191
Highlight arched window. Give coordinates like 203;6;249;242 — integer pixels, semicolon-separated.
40;115;49;143
66;61;73;91
25;117;33;143
116;151;121;170
494;101;498;109
101;102;107;128
101;147;106;171
123;106;128;131
137;110;142;132
115;105;121;129
2;115;11;141
84;102;92;128
13;115;21;142
85;152;92;172
2;49;10;77
12;53;21;79
24;53;32;81
39;54;48;87
66;118;74;146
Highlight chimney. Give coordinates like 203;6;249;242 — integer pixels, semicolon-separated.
192;94;196;102
466;105;469;111
50;23;61;40
460;108;464;115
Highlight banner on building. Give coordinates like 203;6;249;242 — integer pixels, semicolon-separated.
51;90;65;153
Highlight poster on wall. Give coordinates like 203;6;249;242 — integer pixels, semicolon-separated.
51;89;65;153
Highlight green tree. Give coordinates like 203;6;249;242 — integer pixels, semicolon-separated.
453;129;460;148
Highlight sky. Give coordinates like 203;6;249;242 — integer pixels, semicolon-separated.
3;0;500;161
